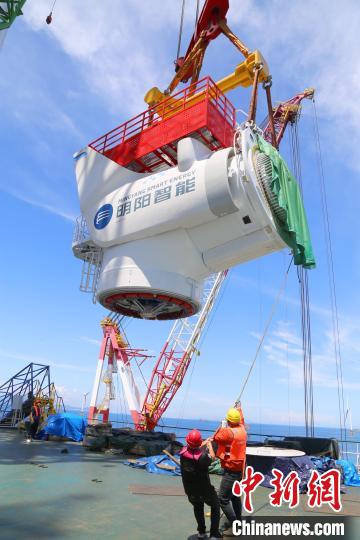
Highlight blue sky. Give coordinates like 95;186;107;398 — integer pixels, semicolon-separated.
1;0;359;430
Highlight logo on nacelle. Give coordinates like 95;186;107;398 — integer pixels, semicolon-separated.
94;204;113;230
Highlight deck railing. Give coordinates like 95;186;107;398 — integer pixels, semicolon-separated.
89;76;236;155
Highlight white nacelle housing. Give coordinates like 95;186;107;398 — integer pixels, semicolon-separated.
73;127;286;319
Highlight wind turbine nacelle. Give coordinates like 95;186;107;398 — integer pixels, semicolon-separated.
73;128;286;320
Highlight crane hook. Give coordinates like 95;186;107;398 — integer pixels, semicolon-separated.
46;0;57;25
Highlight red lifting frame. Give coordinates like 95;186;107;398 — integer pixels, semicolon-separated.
89;77;236;173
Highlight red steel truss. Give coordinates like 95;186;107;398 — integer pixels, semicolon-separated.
89;77;236;174
263;88;314;147
139;337;192;431
138;271;228;431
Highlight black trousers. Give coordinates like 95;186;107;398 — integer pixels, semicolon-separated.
188;485;221;536
218;469;242;525
25;418;39;439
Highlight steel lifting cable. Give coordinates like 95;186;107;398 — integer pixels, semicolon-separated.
290;119;315;437
297;264;314;436
176;0;186;61
282;253;292;435
312;99;347;449
295;123;315;439
257;260;263;434
235;257;294;404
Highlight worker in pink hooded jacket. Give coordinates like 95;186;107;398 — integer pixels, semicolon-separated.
180;429;222;539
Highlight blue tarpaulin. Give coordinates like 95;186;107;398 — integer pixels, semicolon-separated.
309;456;337;473
336;459;360;487
123;453;360;488
38;413;87;442
123;455;181;476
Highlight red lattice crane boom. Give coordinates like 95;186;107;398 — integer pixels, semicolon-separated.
263;88;315;148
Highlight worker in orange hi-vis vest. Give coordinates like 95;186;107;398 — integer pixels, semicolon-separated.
213;406;247;535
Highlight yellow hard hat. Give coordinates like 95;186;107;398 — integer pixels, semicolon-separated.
226;407;241;425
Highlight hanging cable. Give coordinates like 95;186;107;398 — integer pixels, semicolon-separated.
289;118;315;437
282;252;291;436
297;263;314;437
257;260;263;435
176;0;186;61
235;256;293;404
312;99;347;451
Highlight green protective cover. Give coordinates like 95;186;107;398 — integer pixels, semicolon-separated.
257;136;316;269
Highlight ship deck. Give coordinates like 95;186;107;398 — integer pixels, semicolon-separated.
1;429;360;539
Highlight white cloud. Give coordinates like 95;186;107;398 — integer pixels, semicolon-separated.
244;404;336;428
23;0;188;116
79;336;102;347
0;54;82;222
260;320;360;392
0;349;93;374
230;0;360;170
3;188;76;222
272;327;302;347
234;272;357;325
12;0;358;223
55;385;86;408
22;0;360;172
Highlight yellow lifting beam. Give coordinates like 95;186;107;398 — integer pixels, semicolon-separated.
144;50;269;118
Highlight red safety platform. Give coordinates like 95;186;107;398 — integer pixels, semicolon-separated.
89;77;236;174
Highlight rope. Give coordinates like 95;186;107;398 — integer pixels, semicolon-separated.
312;99;347;452
176;0;186;60
235;257;294;404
